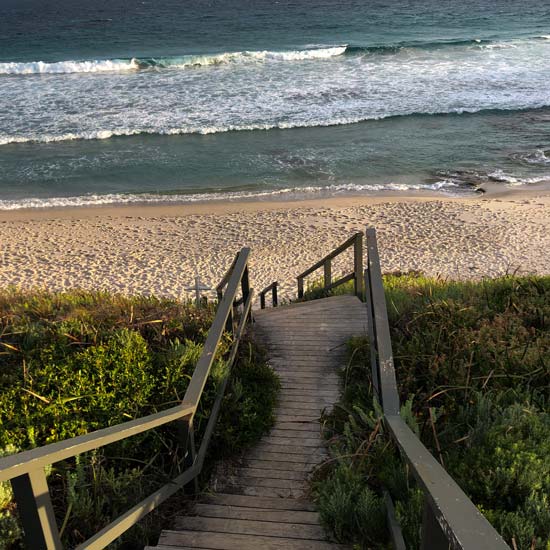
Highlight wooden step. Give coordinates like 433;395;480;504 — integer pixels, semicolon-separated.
233;467;307;481
173;516;327;540
199;493;316;511
156;529;348;549
188;503;320;524
244;459;313;472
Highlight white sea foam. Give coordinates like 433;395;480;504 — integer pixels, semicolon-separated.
513;149;550;165
0;104;546;146
0;58;139;75
0;180;464;210
488;170;550;185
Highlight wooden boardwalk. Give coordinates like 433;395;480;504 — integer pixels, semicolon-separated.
147;295;368;550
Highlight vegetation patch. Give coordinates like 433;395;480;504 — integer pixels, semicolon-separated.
0;289;279;549
314;275;550;550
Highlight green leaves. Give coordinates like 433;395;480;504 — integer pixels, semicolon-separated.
0;290;278;549
316;274;550;549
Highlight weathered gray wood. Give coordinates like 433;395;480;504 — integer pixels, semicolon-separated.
276;413;321;422
225;485;306;499
273;422;320;432
173;516;327;540
251;443;327;456
234;467;307;481
246;450;320;463
274;409;322;419
262;436;320;448
269;429;319;439
244;459;313;472
188;504;320;524
276;400;334;411
226;476;304;490
158;530;347;549
199;493;316;511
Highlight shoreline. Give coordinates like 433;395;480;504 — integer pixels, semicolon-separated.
2;183;550;222
1;189;550;303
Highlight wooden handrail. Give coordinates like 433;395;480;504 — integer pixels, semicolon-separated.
296;232;360;281
297;232;364;301
364;228;509;550
0;248;253;550
259;282;278;309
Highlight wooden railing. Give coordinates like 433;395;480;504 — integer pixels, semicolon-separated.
0;248;253;550
259;281;278;309
296;232;364;301
364;228;509;550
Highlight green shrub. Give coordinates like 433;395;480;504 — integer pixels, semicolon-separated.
0;289;278;548
315;274;550;549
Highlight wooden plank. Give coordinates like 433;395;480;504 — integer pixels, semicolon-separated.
200;493;316;511
280;389;338;398
226;485;306;499
262;437;320;448
188;504;320;525
279;386;336;394
275;374;340;384
226;477;303;490
276;400;333;411
269;429;319;439
244;459;312;472
275;410;321;419
158;530;348;549
247;449;322;463
172;516;327;540
273;422;320;432
277;378;339;388
234;467;307;481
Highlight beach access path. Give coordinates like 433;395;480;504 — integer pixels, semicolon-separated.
146;295;368;549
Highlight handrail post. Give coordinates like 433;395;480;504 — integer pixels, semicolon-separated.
354;233;364;301
241;266;251;322
323;259;331;289
182;421;198;494
272;282;278;307
297;277;304;299
225;308;234;334
364;268;380;399
260;293;266;309
11;469;62;549
421;497;449;550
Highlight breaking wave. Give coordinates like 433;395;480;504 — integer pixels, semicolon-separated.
2;34;550;75
0;46;347;75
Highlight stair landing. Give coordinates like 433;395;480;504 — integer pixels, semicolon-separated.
147;295;368;550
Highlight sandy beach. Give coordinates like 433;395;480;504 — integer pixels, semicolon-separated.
2;189;550;304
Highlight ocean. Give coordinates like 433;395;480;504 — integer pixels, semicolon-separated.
1;0;549;209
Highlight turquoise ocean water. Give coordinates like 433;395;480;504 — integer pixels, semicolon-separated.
0;0;550;209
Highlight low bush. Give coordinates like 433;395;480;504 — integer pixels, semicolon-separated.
0;289;278;549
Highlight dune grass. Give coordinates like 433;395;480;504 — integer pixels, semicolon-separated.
0;289;279;549
314;274;550;550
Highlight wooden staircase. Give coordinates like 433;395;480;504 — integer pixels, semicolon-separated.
146;295;368;550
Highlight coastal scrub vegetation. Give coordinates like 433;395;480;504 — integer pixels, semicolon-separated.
314;274;550;550
0;290;279;549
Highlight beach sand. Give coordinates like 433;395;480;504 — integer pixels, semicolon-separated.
1;190;550;304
